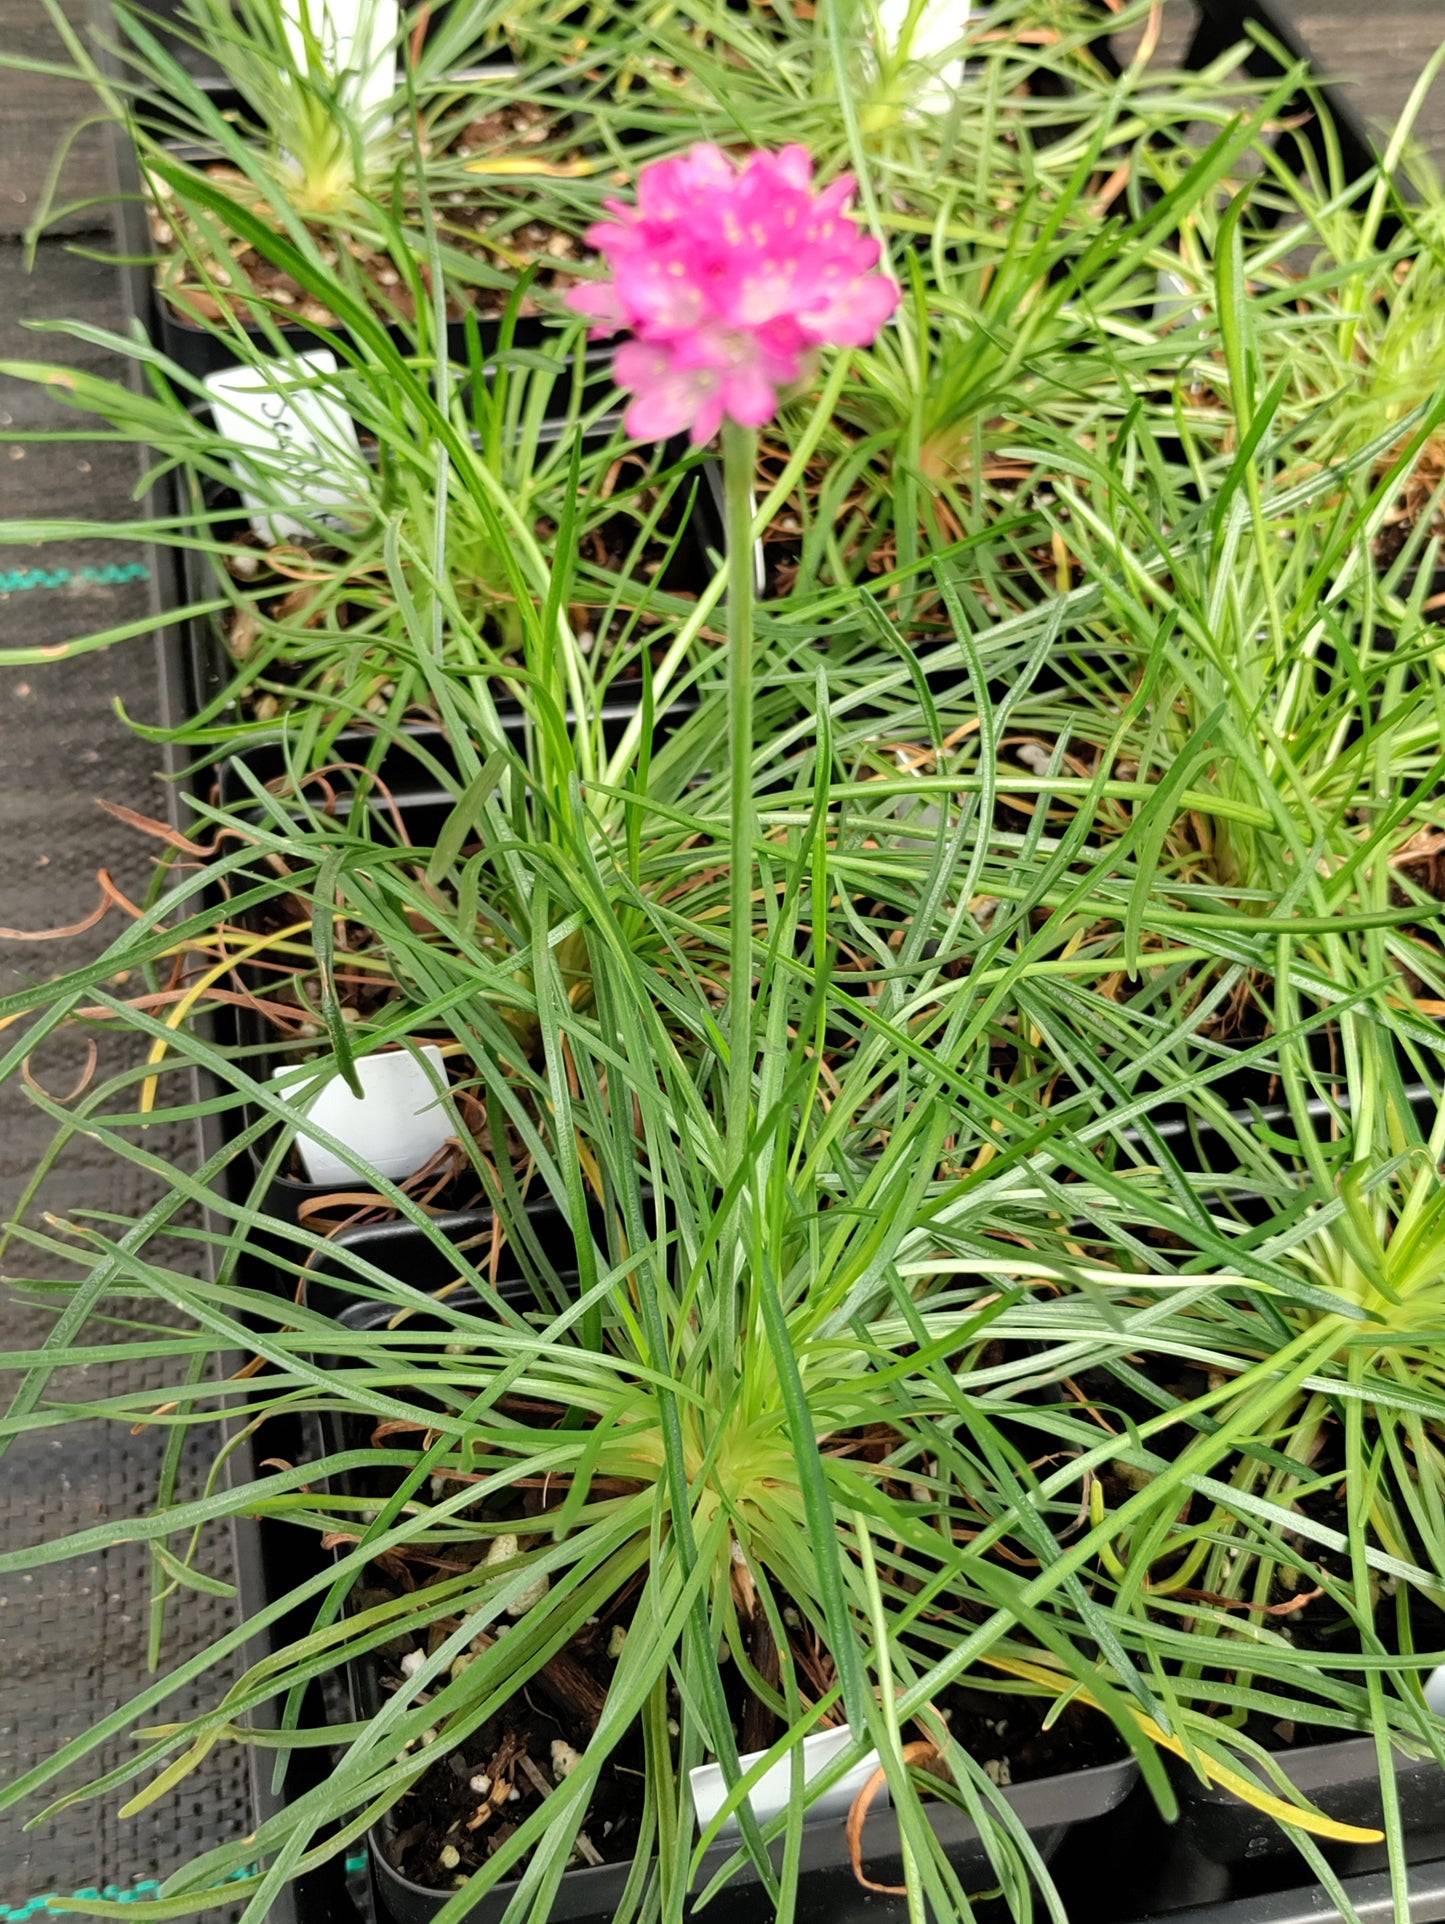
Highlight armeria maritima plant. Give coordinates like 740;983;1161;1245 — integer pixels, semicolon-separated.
569;142;899;1173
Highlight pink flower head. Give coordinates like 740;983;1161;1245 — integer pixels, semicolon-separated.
567;144;900;446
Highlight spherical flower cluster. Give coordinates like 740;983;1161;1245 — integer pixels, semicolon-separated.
567;144;900;446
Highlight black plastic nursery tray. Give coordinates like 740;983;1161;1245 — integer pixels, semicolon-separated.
1128;1857;1445;1924
369;1763;1138;1924
98;3;1418;1921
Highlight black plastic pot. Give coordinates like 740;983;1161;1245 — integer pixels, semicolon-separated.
133;44;594;382
172;424;726;735
297;1206;579;1320
302;1233;1141;1924
212;698;702;826
207;741;453;1235
151;277;564;385
1170;1734;1445;1873
127;0;518;123
212;698;705;1237
1118;1071;1439;1179
219;718;459;820
232;1069;532;1251
371;1760;1139;1924
232;1105;480;1249
1184;0;1378;212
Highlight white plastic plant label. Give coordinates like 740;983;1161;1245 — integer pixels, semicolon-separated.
274;1043;453;1187
203;348;366;544
876;0;971;110
280;0;400;132
689;1725;884;1837
1426;1667;1445;1716
878;0;970;65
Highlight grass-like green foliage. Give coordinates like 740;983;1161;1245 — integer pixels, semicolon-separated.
21;0;594;270
0;690;1361;1918
7;1;1445;1920
0;689;1170;1920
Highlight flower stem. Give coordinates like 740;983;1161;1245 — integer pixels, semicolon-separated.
722;420;758;1170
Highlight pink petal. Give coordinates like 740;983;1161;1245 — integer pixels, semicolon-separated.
625;383;705;442
565;281;626;333
753;321;811;387
804;272;901;346
667;322;746;372
613;255;712;332
768;146;815;191
617;341;723;444
720;362;779;428
688;389;726;446
725;261;804;329
583;215;637;253
638;145;734;222
814;176;857;219
614;338;673;390
679;145;737;192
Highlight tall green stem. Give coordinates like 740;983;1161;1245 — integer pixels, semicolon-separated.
723;420;758;1175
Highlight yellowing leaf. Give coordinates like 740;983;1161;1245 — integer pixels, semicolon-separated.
119;1731;219;1817
981;1653;1384;1846
1135;1718;1383;1846
464;156;595;177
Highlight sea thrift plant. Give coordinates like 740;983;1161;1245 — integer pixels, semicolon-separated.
570;144;897;1191
567;143;899;445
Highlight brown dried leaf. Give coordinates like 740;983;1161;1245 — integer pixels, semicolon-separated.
848;1742;938;1894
